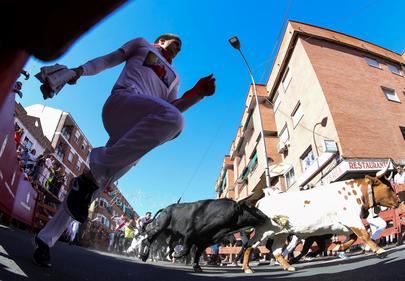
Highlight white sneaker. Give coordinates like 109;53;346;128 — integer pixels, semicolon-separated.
338;252;348;259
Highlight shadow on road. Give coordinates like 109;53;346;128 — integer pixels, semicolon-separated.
1;226;404;281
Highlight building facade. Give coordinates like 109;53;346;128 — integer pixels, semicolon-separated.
217;20;405;201
25;104;92;189
14;102;53;158
23;104;138;240
266;21;405;191
215;19;405;259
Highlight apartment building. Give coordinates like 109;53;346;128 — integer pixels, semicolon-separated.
14;102;53;157
25;104;92;188
216;84;283;201
23;104;138;236
267;21;405;191
217;20;405;200
89;184;139;231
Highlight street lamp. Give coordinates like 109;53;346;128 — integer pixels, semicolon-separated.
229;36;271;190
312;117;328;184
312;117;328;157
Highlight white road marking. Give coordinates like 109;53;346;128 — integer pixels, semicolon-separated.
5;182;15;198
0;134;8;158
0;245;28;278
11;170;16;185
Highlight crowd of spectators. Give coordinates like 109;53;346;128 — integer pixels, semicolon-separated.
14;125;68;202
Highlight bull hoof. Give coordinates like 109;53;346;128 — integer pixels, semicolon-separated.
285;266;296;272
193;265;203;273
376;248;388;259
243;268;254;274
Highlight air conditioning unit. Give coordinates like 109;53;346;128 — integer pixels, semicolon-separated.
277;141;289;153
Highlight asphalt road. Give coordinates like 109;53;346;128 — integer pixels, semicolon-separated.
1;224;405;281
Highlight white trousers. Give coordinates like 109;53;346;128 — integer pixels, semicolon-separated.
38;92;184;247
283;235;299;258
366;215;386;241
127;232;146;254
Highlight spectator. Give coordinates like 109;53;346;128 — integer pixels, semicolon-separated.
394;165;405;184
126;212;152;256
123;219;135;253
31;154;45;184
39;155;53;187
24;149;38;172
111;214;127;253
14;128;24;150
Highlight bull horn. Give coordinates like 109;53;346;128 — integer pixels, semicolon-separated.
376;161;389;178
385;171;393;181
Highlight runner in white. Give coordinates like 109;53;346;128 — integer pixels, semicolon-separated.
33;34;216;267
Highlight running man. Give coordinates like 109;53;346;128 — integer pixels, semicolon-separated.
33;34;216;267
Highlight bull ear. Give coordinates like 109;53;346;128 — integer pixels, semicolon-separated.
237;200;252;208
364;175;373;185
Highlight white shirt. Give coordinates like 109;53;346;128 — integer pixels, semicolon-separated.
394;172;405;184
82;38;179;102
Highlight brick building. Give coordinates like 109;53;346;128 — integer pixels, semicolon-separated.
215;21;405;257
217;20;405;200
14;102;53;158
22;104;137;241
25;104;92;189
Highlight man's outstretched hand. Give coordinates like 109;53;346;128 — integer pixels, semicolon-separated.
67;66;84;85
193;74;216;97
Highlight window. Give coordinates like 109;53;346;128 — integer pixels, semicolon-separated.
400;126;405;140
243;111;253;131
67;152;74;162
240;167;249;182
285;167;295;188
99;198;109;208
76;160;81;171
81;140;87;150
301;147;315;171
96;214;110;228
22;137;33;150
282;67;292;91
365;57;380;68
55;144;64;158
382;87;400;102
273;91;281;112
61;127;71;140
291;102;304;128
74;130;81;144
388;64;402;76
248;150;258;172
220;174;227;190
279;124;289;144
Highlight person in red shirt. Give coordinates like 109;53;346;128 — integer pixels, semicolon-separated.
14;128;24;150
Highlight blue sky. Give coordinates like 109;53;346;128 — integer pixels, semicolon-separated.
19;0;405;216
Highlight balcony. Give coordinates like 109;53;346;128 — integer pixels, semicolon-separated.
61;126;71;141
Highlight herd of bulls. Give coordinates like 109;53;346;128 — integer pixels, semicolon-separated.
139;165;404;274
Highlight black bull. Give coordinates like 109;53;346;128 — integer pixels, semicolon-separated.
140;198;268;272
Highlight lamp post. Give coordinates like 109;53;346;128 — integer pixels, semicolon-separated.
229;36;271;190
312;117;328;183
312;117;328;157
